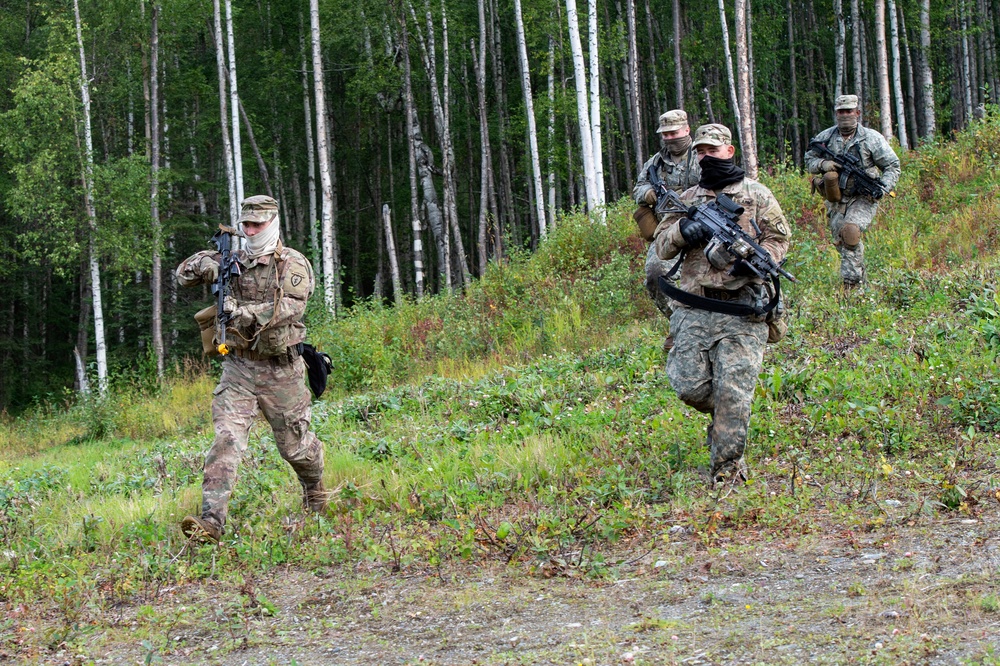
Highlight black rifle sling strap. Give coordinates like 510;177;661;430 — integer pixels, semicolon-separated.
657;249;781;317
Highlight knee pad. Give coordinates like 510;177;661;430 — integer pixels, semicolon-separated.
840;223;862;249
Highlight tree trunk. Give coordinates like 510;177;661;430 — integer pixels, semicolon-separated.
382;204;403;305
626;0;643;175
472;4;493;274
310;0;339;314
918;0;935;139
718;0;743;150
960;1;975;126
834;0;846;100
213;0;237;224
787;0;802;166
673;0;683;108
73;0;108;395
875;0;893;139
440;1;472;285
489;0;515;245
566;0;597;211
237;98;272;197
513;0;548;239
898;3;919;146
734;0;757;178
588;0;605;208
851;0;863;106
299;12;318;261
643;0;663;113
887;0;908;148
401;19;426;297
149;1;164;378
546;37;557;233
225;0;244;204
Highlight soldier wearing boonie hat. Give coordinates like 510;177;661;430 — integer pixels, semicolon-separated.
805;93;900;288
174;194;327;543
633;109;702;351
649;122;791;490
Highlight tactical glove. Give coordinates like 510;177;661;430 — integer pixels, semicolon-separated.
679;216;712;247
819;160;839;173
730;259;757;278
200;255;220;282
643;189;658;205
222;295;239;315
229;306;255;328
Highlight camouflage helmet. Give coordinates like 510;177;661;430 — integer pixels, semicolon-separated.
656;109;689;133
238;195;279;224
691;123;733;148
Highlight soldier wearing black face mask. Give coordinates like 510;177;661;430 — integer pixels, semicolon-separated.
633;109;702;350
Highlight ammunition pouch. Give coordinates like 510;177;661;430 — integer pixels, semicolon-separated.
633;205;658;242
811;171;842;202
194;304;220;357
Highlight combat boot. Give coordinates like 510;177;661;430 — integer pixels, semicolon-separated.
711;458;749;489
180;515;222;544
302;480;329;513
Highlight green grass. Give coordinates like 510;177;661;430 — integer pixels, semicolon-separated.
3;112;1000;660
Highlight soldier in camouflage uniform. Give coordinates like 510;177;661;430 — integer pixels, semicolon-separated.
177;195;326;543
633;110;701;336
804;94;900;287
652;124;790;486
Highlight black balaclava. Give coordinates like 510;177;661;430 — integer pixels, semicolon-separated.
698;155;745;190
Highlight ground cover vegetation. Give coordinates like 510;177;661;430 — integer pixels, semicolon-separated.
3;118;1000;663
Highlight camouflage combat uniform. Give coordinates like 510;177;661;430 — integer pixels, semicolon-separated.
804;124;900;285
634;148;701;316
177;236;324;535
653;175;790;479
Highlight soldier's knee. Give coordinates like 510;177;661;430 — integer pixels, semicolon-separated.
839;223;862;250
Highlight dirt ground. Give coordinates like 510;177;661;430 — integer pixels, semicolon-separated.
18;500;1000;666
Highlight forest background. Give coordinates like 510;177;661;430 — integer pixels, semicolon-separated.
0;0;988;411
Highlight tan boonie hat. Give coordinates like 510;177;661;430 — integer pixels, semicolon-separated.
656;109;689;133
238;195;279;223
691;123;732;148
835;94;859;110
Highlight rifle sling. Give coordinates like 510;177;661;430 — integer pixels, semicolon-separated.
657;249;780;317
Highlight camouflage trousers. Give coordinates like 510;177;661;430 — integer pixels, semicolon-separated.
201;354;325;531
645;243;681;318
827;197;878;284
666;307;768;475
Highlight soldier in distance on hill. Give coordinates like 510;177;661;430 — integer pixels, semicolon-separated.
176;195;327;544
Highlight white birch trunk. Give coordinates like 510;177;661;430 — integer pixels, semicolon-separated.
150;1;164;378
513;0;547;238
673;0;683;108
299;12;318;261
546;38;557;232
851;0;863;107
626;0;643;175
382;205;403;305
960;1;974;126
834;0;846;100
718;0;743;150
565;0;597;212
402;20;425;298
734;0;757;178
887;0;908;148
310;0;338;314
73;0;108;395
473;1;492;275
875;0;893;140
225;0;244;204
919;0;935;139
787;0;801;165
212;0;237;225
587;0;605;208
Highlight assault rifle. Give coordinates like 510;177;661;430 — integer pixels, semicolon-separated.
808;140;895;200
659;187;797;284
210;225;241;355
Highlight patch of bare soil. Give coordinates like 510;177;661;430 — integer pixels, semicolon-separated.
19;502;1000;666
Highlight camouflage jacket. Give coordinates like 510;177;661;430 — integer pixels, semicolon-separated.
653;179;791;298
177;242;314;356
633;148;702;205
804;125;901;195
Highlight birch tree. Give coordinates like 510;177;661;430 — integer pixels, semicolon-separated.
225;0;244;204
73;0;108;395
875;0;893;140
149;1;164;378
513;0;547;238
919;0;935;139
673;0;683;108
788;0;802;164
734;0;758;178
472;0;494;274
834;0;846;100
382;205;402;305
851;0;863;106
401;17;425;297
625;0;643;174
212;0;237;225
310;0;339;314
299;12;318;261
887;0;908;148
718;0;744;151
587;0;605;208
565;0;597;212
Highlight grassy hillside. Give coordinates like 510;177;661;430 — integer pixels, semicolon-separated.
2;116;1000;662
